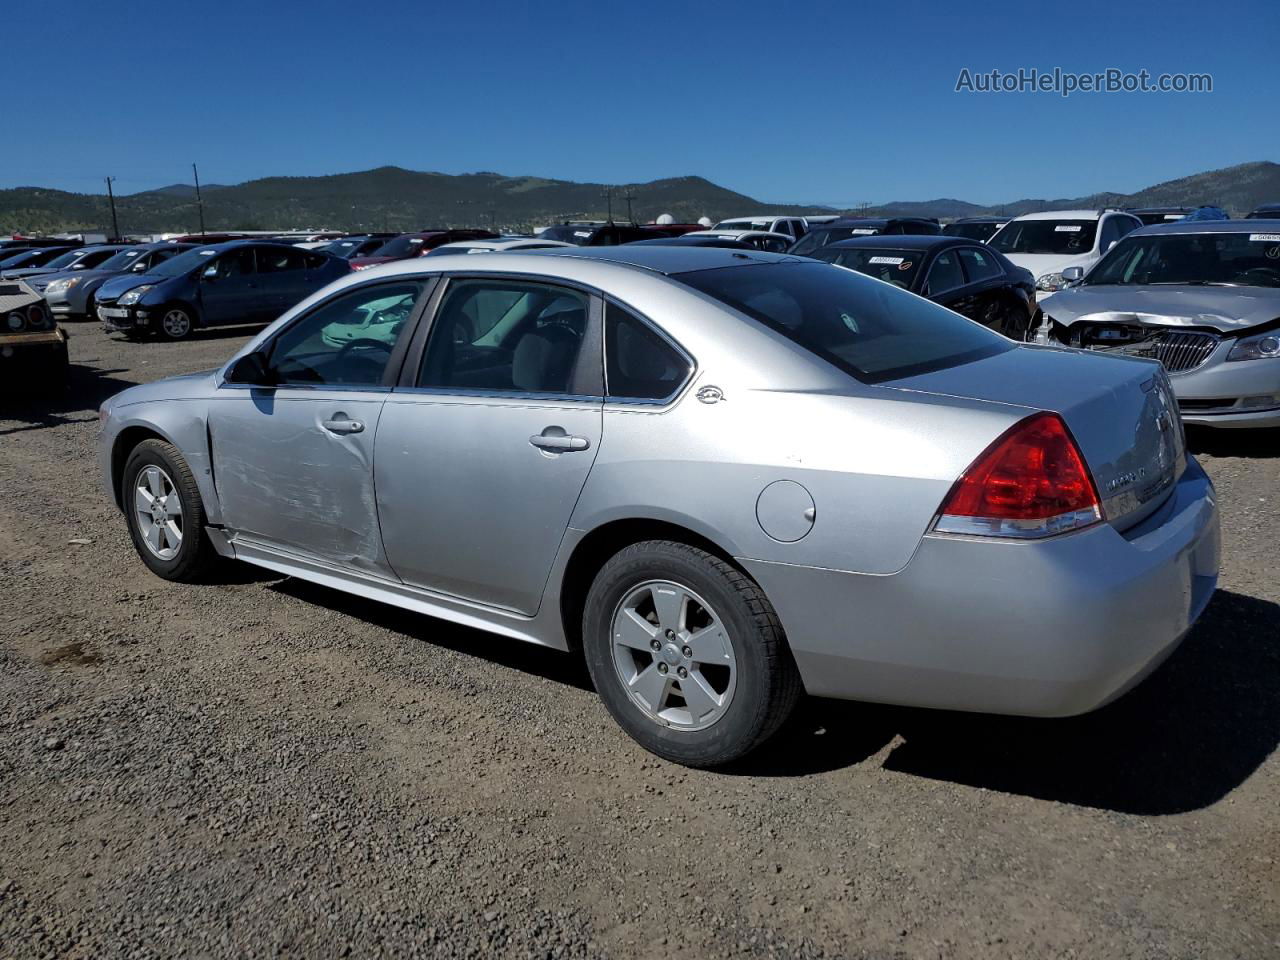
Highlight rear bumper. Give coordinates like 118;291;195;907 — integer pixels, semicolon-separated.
744;458;1219;716
0;329;68;376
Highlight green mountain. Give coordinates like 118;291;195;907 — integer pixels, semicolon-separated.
0;168;824;236
1;161;1276;236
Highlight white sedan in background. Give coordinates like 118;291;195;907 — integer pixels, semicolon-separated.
683;229;794;253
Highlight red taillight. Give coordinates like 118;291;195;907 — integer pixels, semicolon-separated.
934;412;1101;539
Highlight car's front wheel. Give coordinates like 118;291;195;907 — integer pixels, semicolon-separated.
122;439;220;582
583;540;801;767
158;305;195;341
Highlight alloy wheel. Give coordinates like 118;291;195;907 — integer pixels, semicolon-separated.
609;580;737;731
162;309;191;338
133;465;184;560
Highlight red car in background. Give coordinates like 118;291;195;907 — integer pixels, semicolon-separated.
350;229;499;270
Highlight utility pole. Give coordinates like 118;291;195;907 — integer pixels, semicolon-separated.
601;187;613;222
623;187;635;224
104;176;120;239
192;163;206;236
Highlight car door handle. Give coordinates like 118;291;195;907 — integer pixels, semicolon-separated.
322;417;365;435
529;433;590;452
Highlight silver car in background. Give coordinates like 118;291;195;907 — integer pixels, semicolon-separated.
1041;220;1280;428
98;247;1219;767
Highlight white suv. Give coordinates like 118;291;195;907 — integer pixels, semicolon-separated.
711;215;810;242
988;209;1143;299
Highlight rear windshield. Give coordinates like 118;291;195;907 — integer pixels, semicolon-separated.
942;221;1001;242
370;235;431;259
539;225;597;245
678;261;1009;384
811;247;923;290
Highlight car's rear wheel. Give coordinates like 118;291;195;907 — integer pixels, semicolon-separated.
158;306;194;341
122;439;220;582
583;540;801;767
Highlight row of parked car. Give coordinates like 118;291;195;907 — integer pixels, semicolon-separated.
4;200;1278;426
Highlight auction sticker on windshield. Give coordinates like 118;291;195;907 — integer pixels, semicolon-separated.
869;256;904;264
1248;234;1280;242
1055;225;1082;232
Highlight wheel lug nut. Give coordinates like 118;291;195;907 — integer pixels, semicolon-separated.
681;646;693;658
677;666;688;679
650;639;661;651
664;629;675;640
657;663;669;675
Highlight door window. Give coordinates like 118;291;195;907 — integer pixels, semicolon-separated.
266;281;424;387
257;246;307;273
957;247;1002;282
605;303;691;401
417;279;591;395
206;248;256;279
923;250;965;296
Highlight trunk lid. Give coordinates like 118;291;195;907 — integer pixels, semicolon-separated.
885;344;1184;530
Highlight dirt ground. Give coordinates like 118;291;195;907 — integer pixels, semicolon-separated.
1;321;1277;959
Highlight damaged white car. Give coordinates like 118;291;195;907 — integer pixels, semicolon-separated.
1041;220;1280;428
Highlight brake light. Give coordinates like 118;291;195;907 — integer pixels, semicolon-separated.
933;412;1101;539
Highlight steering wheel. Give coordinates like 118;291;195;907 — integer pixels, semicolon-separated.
336;337;394;382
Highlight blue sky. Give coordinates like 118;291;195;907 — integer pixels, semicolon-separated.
7;0;1275;205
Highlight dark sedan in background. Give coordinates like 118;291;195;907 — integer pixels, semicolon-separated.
44;243;197;320
787;217;942;257
95;241;348;340
808;234;1037;338
317;234;397;260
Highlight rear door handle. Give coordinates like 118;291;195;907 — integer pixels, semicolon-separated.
529;433;589;452
322;417;365;435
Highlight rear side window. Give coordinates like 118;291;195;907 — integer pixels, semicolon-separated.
957;247;1002;281
257;247;307;273
605;303;691;401
679;262;1010;384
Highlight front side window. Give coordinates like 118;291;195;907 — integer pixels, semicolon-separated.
989;219;1098;255
679;261;1009;384
417;279;590;394
605;303;690;401
206;248;256;279
267;281;424;387
98;248;145;272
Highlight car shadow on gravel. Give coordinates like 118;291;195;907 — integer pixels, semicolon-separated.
268;579;594;691
733;589;1279;815
1186;426;1280;459
0;363;136;436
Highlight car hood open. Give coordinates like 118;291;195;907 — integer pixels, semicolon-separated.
1041;284;1280;333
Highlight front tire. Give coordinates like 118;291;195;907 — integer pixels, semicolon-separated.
582;540;801;767
158;305;195;341
122;439;220;582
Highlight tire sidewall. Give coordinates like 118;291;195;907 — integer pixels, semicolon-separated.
583;544;776;766
122;442;204;580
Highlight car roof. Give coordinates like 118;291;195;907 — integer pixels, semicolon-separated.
686;229;791;240
1129;206;1190;213
1131;219;1280;236
1011;209;1108;221
826;234;964;252
950;216;1007;223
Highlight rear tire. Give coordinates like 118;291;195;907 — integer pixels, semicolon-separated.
582;540;801;767
122;439;220;582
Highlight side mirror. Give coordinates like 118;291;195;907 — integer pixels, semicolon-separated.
225;351;273;386
202;265;219;280
1061;266;1085;283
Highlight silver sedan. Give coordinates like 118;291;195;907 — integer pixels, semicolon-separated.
98;247;1220;767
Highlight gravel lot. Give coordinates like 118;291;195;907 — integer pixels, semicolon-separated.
1;321;1277;959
